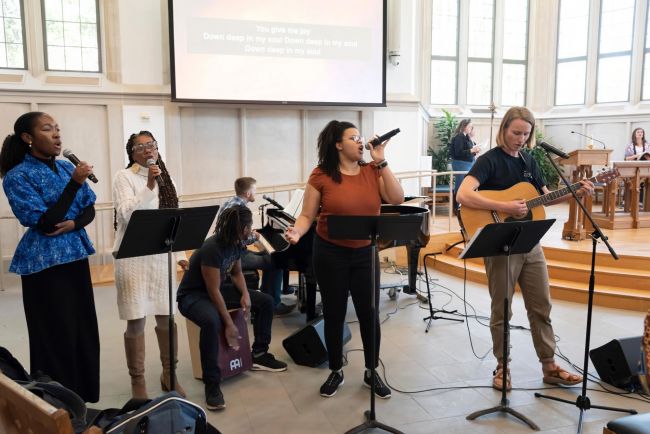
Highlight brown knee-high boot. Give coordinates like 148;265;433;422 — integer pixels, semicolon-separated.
124;333;148;399
155;324;186;397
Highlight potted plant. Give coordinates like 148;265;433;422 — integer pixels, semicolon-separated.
428;109;458;186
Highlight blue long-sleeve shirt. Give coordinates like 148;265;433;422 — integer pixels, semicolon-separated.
3;154;96;275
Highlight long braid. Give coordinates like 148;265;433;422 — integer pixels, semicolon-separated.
156;157;178;209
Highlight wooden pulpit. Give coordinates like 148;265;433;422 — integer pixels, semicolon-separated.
558;149;612;240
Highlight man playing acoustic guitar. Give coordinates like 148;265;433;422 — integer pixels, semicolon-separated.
456;106;594;391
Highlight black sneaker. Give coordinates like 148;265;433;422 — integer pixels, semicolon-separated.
205;383;225;411
363;370;391;399
274;302;295;316
320;370;344;397
251;352;288;372
282;285;296;295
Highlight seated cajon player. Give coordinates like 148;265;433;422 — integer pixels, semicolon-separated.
177;205;287;411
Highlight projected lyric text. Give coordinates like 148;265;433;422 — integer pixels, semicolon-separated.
187;18;371;60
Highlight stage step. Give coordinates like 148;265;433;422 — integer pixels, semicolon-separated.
426;243;650;312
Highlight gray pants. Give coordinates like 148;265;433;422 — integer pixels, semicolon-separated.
484;243;556;364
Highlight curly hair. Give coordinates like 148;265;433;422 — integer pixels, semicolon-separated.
213;205;253;249
317;120;358;184
0;112;46;178
114;131;179;230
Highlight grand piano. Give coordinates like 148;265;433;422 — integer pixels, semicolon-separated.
256;197;430;320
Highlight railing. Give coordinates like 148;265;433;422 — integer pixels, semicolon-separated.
0;169;464;290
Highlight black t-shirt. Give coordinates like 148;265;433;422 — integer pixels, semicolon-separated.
466;147;546;194
176;234;241;299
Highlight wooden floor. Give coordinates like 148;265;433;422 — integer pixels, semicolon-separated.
425;202;650;312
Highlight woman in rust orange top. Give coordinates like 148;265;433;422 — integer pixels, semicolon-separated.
286;120;403;399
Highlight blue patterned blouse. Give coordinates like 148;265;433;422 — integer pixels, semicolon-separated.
3;154;96;275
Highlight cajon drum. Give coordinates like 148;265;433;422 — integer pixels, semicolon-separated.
186;309;252;380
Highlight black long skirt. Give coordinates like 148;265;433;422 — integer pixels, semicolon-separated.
21;258;100;402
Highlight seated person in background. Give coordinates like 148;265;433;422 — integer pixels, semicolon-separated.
624;128;650;161
177;205;287;411
221;177;294;316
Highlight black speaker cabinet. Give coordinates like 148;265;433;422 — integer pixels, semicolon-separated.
589;336;642;390
282;317;352;367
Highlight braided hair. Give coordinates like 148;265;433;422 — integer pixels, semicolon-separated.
0;112;45;178
213;205;252;249
317;120;357;184
114;131;179;230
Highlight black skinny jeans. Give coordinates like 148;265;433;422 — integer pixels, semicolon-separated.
177;284;274;385
313;235;380;371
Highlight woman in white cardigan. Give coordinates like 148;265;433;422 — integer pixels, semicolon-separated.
112;131;188;399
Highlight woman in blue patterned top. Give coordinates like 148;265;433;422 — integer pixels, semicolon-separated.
0;112;100;402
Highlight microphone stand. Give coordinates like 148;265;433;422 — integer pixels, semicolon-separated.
533;151;636;433
258;203;270;227
571;131;607;149
488;102;496;149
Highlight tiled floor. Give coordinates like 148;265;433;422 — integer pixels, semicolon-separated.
1;266;649;433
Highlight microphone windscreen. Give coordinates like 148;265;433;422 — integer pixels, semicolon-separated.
62;149;80;164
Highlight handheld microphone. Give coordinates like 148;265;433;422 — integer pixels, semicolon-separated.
570;130;607;149
62;149;98;183
146;158;165;186
262;194;284;210
365;128;401;150
538;141;570;159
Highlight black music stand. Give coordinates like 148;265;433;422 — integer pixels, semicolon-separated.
114;205;219;393
329;214;422;434
461;219;556;431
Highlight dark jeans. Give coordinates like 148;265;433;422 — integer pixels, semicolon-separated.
241;250;284;306
177;285;274;385
313;235;380;371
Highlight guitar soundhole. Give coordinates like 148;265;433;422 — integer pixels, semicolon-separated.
504;211;533;223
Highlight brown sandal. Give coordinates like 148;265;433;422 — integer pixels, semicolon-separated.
492;366;511;391
542;368;582;386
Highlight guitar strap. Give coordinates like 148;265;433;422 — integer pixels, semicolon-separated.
518;151;543;194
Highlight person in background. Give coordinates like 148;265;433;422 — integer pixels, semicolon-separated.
285;120;404;399
220;177;293;315
456;106;592;391
450;118;481;211
177;205;287;410
112;131;188;399
0;111;100;402
624;128;650;160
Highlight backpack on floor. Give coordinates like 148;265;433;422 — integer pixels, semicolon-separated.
1;346;89;433
93;392;220;434
0;346;30;382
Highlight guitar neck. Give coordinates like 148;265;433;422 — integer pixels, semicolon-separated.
526;175;596;209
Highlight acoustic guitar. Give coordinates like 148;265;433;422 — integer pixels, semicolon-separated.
457;169;618;240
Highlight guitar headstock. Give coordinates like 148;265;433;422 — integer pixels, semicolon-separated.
595;168;618;185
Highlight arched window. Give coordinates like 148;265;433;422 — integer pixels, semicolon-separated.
430;0;529;107
556;0;639;105
42;0;100;72
0;0;26;69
